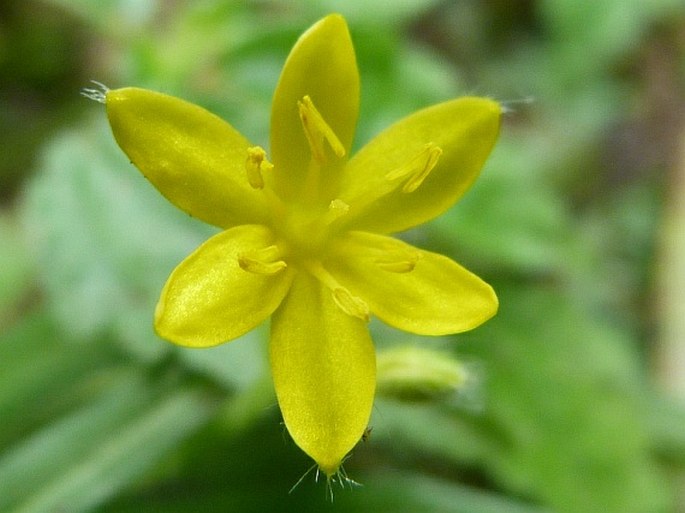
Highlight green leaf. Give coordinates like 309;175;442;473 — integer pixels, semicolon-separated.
461;289;671;513
371;398;492;466
0;370;217;513
0;312;114;448
337;472;552;513
178;325;268;391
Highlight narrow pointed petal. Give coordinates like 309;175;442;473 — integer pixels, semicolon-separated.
339;97;501;234
156;225;293;347
270;273;375;476
106;88;269;229
270;14;359;200
328;231;498;335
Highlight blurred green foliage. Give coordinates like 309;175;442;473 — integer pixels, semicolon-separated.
2;0;685;511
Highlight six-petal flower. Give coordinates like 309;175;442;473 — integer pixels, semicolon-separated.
103;14;501;477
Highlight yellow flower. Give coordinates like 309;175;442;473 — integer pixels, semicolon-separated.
101;14;500;476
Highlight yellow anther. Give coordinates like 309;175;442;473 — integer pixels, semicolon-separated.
375;246;421;272
298;95;346;164
245;146;274;190
238;245;287;275
385;143;442;193
332;287;370;322
376;258;417;273
375;248;421;273
307;261;369;321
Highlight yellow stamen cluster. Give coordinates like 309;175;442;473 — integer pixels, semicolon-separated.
239;96;441;320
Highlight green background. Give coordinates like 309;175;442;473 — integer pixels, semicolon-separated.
1;0;685;511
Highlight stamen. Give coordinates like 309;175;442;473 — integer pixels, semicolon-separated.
245;146;274;190
332;287;370;322
238;245;287;274
307;262;369;321
385;143;442;193
375;247;421;273
298;95;346;164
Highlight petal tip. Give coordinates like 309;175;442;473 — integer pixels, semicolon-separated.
462;282;499;333
318;459;343;478
298;13;350;46
317;12;348;29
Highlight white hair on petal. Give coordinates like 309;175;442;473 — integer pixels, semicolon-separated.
80;80;109;104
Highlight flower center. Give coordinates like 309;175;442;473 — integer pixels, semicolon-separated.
277;203;334;259
237;96;444;320
237;97;372;320
243;96;352;260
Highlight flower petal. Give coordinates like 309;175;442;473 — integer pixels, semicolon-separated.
270;14;359;201
328;231;498;335
270;272;375;476
106;88;269;229
156;225;293;347
339;97;501;234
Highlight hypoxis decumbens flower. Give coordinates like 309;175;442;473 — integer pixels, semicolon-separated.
101;14;500;476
